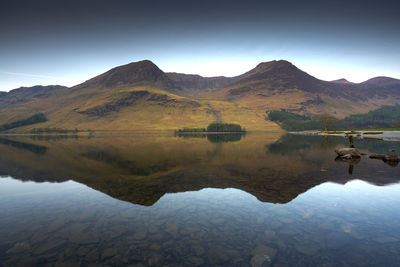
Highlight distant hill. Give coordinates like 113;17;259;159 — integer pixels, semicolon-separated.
166;72;239;94
0;59;399;132
331;78;353;84
0;85;67;108
361;76;400;87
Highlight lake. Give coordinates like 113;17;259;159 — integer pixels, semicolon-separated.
0;132;399;266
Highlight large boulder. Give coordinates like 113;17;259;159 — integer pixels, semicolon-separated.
334;148;361;158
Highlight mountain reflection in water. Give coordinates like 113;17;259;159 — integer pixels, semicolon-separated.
0;133;399;206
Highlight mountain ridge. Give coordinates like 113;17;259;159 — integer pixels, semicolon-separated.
0;85;67;109
0;59;400;132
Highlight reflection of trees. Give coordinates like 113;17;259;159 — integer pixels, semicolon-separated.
267;134;400;155
176;133;245;143
0;137;47;154
266;134;341;155
207;134;243;143
175;133;206;139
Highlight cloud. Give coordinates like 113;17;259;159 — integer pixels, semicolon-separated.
0;71;61;79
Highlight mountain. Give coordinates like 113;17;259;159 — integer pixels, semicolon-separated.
74;60;238;95
0;85;67;108
0;60;279;132
201;60;400;118
75;60;179;93
81;60;169;87
0;59;399;132
361;76;400;87
166;72;239;94
331;78;353;84
208;60;375;99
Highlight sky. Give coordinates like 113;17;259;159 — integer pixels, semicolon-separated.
1;0;399;91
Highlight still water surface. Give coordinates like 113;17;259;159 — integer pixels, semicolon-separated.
0;133;399;266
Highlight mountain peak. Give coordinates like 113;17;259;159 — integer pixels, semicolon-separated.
254;60;294;71
82;60;170;88
237;60;301;81
126;59;158;69
331;78;353;84
242;60;298;77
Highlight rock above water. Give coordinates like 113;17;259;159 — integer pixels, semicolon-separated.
335;148;361;158
369;154;386;160
369;153;399;166
383;154;399;162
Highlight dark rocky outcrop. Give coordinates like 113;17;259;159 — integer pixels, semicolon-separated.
77;90;200;117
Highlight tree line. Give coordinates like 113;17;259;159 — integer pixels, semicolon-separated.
0;113;47;132
267;105;400;131
176;122;246;133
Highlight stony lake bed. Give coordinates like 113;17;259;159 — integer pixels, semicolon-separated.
0;132;400;266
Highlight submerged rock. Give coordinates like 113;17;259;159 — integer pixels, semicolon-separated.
101;247;117;260
7;242;31;254
132;228;148;240
251;254;271;267
250;245;277;267
335;148;361;158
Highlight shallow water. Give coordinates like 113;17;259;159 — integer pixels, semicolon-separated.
0;133;399;266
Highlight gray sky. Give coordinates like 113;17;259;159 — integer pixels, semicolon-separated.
1;0;399;91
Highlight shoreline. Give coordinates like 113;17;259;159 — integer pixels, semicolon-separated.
290;130;400;141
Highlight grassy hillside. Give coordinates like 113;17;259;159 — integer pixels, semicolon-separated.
0;85;281;132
